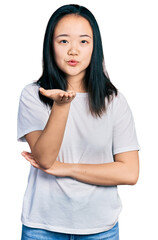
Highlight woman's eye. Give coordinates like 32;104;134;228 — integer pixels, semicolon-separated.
60;40;68;44
81;40;88;44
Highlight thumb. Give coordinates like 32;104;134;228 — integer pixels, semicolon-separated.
39;87;45;92
39;87;50;97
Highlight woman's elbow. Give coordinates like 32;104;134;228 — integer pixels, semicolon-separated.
128;171;139;185
33;151;56;169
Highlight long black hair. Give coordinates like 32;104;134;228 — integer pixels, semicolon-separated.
34;4;118;118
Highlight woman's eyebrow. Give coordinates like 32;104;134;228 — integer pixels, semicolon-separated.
55;34;92;38
80;34;92;38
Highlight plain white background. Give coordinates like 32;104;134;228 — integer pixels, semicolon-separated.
0;0;157;239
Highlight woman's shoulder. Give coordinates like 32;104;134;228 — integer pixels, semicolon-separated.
106;90;129;114
19;82;43;104
19;82;47;108
111;90;128;107
21;82;40;96
20;82;50;110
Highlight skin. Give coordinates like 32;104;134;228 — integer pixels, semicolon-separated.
23;14;94;169
22;150;139;186
53;14;93;92
22;14;139;186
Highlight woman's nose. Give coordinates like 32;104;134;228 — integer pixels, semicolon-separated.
67;44;79;55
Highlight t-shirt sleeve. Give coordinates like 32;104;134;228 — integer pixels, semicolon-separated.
17;83;49;142
112;92;140;155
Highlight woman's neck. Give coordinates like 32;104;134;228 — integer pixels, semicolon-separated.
66;75;87;93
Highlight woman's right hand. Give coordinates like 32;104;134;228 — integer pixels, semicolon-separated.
39;87;76;105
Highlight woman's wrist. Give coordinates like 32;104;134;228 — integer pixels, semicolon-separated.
64;162;77;178
53;101;71;108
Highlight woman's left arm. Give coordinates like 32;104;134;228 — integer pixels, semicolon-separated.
22;150;139;186
71;150;139;186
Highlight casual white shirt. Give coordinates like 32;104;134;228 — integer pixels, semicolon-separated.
17;82;140;234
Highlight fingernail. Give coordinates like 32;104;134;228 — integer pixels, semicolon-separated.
21;151;26;155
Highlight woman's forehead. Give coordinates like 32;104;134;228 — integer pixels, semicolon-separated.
54;14;93;37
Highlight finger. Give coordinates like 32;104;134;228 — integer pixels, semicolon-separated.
71;92;76;98
30;160;43;171
39;88;52;97
39;87;45;92
21;152;34;160
21;151;34;157
62;94;69;100
40;88;62;97
25;153;34;159
39;87;45;95
21;151;32;155
64;92;69;97
21;151;40;169
21;151;29;155
30;161;40;169
27;157;39;167
59;93;64;102
59;93;64;98
67;93;75;100
22;154;34;163
21;152;28;158
68;92;72;97
68;92;76;99
22;155;32;162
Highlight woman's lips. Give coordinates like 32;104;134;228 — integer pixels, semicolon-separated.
67;60;79;66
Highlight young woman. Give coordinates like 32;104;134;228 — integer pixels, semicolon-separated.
17;4;140;240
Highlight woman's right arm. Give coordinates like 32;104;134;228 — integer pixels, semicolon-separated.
24;88;75;169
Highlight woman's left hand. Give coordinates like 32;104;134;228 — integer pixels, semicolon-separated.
21;151;71;177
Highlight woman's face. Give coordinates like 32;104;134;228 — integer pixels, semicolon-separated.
53;14;93;81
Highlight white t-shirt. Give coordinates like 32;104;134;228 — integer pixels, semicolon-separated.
17;82;140;235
